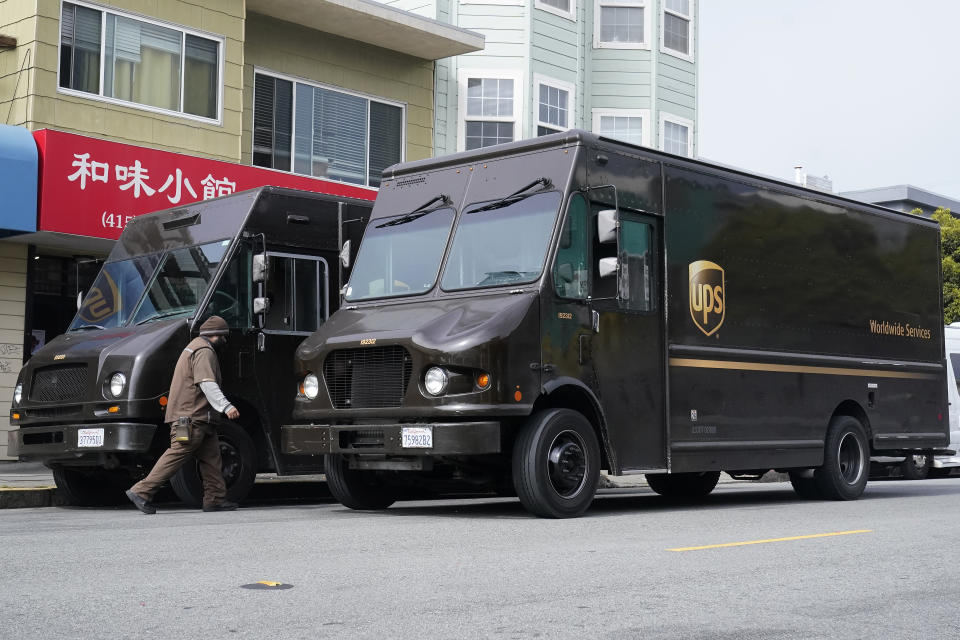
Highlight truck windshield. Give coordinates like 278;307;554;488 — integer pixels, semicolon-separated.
440;191;562;290
69;254;162;331
129;240;232;325
346;207;456;301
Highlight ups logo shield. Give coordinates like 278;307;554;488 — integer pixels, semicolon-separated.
689;260;725;337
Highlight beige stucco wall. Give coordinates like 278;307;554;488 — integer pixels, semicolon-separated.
0;243;27;460
242;14;435;167
2;0;245;162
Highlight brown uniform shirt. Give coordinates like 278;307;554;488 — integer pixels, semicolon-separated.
164;337;221;424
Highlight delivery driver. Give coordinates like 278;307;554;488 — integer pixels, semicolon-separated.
125;316;240;514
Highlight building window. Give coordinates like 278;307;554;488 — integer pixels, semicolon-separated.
595;0;649;48
592;109;650;147
662;0;694;60
58;1;222;121
253;71;404;188
536;0;576;21
660;114;694;157
535;76;574;136
459;71;523;151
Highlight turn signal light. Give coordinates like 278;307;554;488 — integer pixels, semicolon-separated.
11;412;20;420
159;395;168;407
108;405;119;414
476;373;491;390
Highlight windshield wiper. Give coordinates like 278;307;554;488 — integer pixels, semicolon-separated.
69;324;106;332
468;177;553;214
135;309;191;325
377;194;452;228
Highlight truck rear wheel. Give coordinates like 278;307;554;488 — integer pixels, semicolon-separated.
53;467;129;506
323;454;396;510
170;422;257;508
512;409;600;518
645;471;720;500
788;471;822;499
815;416;869;500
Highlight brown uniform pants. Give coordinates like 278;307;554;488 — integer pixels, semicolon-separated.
129;422;227;508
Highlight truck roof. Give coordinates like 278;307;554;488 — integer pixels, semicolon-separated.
383;130;938;230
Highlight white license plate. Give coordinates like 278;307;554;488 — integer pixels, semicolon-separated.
77;428;104;448
401;426;433;449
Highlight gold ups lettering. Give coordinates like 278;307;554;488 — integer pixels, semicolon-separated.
689;260;725;337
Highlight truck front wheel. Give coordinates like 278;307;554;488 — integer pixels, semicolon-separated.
53;467;129;506
323;454;396;510
645;471;720;500
815;416;869;500
170;421;257;508
512;409;600;518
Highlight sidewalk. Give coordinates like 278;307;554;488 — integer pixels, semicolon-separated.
0;460;783;509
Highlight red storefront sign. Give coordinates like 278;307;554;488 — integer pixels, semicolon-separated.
34;130;377;240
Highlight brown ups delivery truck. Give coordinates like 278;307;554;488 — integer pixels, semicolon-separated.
282;131;949;518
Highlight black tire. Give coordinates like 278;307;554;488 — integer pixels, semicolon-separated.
53;467;129;506
927;467;952;479
815;416;869;500
512;409;601;518
170;421;257;508
645;471;721;500
323;454;396;510
899;454;930;480
788;471;822;499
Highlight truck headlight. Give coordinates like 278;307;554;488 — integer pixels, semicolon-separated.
424;367;449;396
109;372;127;398
13;383;22;404
300;373;319;400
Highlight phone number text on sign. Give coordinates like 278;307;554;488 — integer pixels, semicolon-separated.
101;212;135;230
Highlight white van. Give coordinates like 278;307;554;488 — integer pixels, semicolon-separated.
932;323;960;475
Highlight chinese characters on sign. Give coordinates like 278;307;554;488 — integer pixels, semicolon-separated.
36;129;376;241
68;152;238;230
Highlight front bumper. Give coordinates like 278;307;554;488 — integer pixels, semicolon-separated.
9;423;159;461
282;422;501;456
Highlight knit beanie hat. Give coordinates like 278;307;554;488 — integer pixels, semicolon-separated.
199;315;229;336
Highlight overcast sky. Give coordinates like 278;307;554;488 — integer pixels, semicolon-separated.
698;1;960;201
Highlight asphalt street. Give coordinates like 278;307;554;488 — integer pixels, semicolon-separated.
2;479;958;640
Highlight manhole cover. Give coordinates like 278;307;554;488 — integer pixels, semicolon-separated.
241;581;293;590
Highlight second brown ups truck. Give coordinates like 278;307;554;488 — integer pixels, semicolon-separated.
282;131;949;518
9;187;372;506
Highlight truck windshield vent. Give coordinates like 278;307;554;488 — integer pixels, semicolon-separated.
324;346;412;409
30;365;88;403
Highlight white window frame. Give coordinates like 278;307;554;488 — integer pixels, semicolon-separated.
457;68;524;153
659;113;694;158
534;74;576;135
591;108;651;147
56;0;225;125
252;67;407;189
536;0;577;22
461;0;523;5
660;0;695;62
594;0;650;50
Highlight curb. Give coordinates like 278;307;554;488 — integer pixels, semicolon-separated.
0;487;64;509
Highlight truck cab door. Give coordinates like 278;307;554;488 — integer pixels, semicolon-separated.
255;253;329;474
589;203;666;472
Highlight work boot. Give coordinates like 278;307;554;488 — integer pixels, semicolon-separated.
125;489;157;515
202;501;239;512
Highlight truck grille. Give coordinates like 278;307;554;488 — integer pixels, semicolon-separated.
324;346;412;409
30;365;88;403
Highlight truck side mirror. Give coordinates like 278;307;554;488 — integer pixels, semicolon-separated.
339;240;352;268
253;297;271;315
598;257;618;279
597;209;617;244
252;253;269;283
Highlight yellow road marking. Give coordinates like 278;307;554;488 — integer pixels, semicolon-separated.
668;529;872;552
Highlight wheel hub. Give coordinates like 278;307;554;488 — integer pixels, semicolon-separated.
219;440;242;486
547;431;587;497
837;432;864;485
